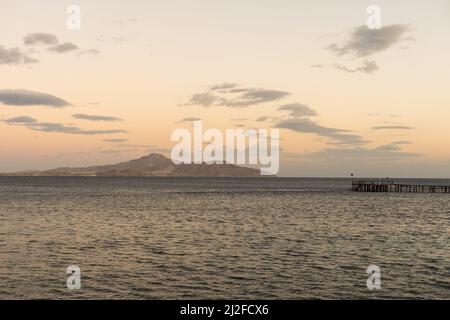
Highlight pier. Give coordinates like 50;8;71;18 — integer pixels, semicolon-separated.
352;180;450;193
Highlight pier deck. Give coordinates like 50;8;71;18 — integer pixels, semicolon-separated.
352;180;450;193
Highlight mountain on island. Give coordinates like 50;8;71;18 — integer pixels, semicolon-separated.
2;153;262;177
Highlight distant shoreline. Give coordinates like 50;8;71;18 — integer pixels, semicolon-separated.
0;153;266;178
1;175;450;180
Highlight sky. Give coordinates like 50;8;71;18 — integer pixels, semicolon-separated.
0;0;449;177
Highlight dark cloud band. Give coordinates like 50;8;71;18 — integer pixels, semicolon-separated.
72;114;123;122
0;89;70;107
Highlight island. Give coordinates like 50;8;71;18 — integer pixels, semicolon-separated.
0;153;262;177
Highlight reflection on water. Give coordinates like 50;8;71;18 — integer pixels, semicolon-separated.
0;177;448;299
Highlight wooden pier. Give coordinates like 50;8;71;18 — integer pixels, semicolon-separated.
352;180;450;193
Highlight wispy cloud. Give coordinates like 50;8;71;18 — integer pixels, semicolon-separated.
276;118;368;146
278;103;318;117
117;144;171;154
256;115;280;122
177;117;202;123
326;24;411;58
294;146;420;161
3;116;37;124
118;144;156;148
77;49;100;57
47;42;78;53
0;46;38;65
185;83;290;108
372;125;414;130
334;60;379;74
270;101;368;146
28;123;127;135
23;32;93;56
3;116;127;136
0;89;70;107
366;113;402;118
375;141;413;151
23;33;58;46
283;140;418;162
72;114;123;122
316;24;412;75
103;138;129;143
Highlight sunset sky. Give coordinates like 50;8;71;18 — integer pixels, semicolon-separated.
1;0;449;177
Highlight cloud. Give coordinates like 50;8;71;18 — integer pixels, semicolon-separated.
276;118;368;146
3;116;128;135
282;139;418;163
186;83;369;147
185;83;290;108
210;83;238;91
118;144;156;148
28;122;126;135
23;32;86;56
273;101;368;146
23;33;58;46
278;103;318;117
0;46;38;65
77;49;100;56
47;42;78;53
372;125;414;130
3;116;37;124
253;99;370;146
256;116;270;122
310;64;324;69
177;117;202;123
326;24;411;58
103;138;129;143
231;89;290;107
375;143;401;151
366;113;402;118
147;147;172;153
374;140;413;151
187;92;218;107
256;115;282;122
0;89;70;107
116;144;171;154
334;60;379;74
72;114;123;122
98;145;171;155
296;146;420;161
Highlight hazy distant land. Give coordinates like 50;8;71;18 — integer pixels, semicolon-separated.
0;153;262;177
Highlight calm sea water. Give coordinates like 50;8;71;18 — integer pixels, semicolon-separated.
0;177;448;299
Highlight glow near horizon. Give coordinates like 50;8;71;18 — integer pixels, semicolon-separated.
0;0;449;177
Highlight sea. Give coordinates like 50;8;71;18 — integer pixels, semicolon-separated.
0;177;448;299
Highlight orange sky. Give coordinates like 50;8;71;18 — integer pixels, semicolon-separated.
1;0;450;177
